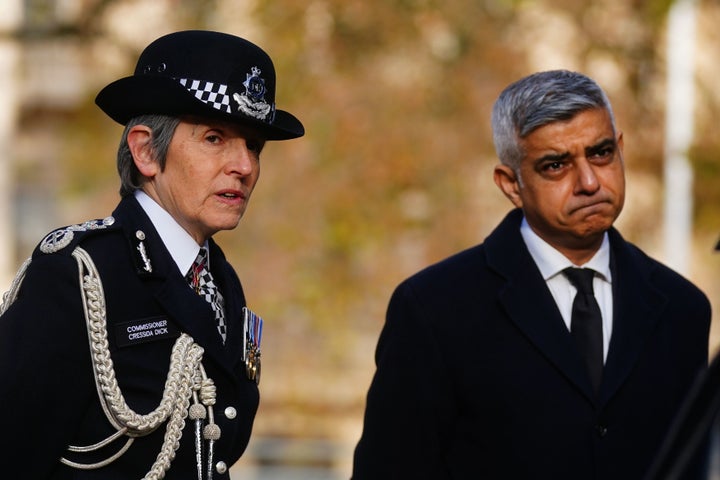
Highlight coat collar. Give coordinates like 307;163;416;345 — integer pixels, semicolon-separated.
485;209;666;405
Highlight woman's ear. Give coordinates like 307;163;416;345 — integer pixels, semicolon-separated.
127;125;158;178
493;164;523;208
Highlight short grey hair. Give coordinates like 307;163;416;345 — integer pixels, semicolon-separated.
117;114;181;197
491;70;616;171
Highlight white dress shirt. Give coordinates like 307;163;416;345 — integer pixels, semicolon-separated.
520;217;613;362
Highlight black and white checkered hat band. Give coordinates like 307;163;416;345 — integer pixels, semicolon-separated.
179;78;232;114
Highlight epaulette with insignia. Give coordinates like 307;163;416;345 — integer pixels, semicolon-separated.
37;216;118;255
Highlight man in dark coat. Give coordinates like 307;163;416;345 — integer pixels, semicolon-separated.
352;70;711;479
0;30;303;479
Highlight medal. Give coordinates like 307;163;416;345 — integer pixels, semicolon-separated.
242;307;263;385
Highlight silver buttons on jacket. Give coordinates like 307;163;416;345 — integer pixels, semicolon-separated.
214;405;235;476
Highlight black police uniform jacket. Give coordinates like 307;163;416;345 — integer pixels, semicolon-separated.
0;195;259;479
352;208;711;480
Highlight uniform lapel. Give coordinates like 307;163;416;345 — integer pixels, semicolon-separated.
113;196;232;371
487;209;597;401
153;277;228;358
207;240;248;369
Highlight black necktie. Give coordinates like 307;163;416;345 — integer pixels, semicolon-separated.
187;247;227;343
563;267;603;392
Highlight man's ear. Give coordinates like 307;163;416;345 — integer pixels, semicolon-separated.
493;164;523;208
127;125;158;177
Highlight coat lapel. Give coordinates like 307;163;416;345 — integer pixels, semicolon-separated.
485;209;668;406
598;230;666;405
486;209;597;401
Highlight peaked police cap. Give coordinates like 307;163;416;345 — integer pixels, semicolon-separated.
95;30;304;140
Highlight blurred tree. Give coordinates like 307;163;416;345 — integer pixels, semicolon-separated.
11;0;720;455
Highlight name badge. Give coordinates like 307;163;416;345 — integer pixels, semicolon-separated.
115;316;180;348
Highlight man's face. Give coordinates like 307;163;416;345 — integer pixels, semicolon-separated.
144;118;265;244
495;107;625;258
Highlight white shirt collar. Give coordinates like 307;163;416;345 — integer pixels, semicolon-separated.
520;216;612;283
134;190;207;275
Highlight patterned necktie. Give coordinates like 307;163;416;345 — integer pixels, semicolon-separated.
187;247;227;343
563;267;603;392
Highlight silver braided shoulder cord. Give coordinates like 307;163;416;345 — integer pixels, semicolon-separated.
0;257;31;315
0;248;221;480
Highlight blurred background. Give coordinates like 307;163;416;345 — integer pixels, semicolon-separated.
1;0;719;478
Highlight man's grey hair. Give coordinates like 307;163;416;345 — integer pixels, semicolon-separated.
491;70;617;172
117;114;181;197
